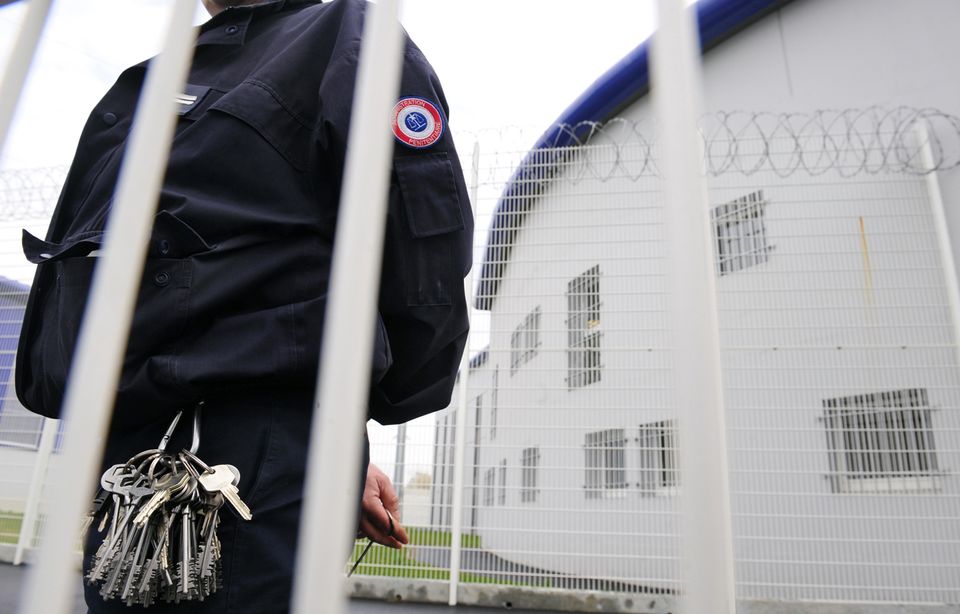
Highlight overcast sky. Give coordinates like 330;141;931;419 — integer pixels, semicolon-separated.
0;0;655;168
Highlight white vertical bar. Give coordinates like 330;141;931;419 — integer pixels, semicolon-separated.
651;1;736;614
0;0;54;160
13;418;59;565
16;2;198;612
447;140;480;607
290;1;404;612
919;121;960;369
394;423;407;502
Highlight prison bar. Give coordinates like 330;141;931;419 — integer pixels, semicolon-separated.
14;1;200;612
919;122;960;374
290;1;405;612
650;1;737;613
0;0;53;160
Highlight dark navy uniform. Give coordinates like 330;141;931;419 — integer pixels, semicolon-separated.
14;0;471;611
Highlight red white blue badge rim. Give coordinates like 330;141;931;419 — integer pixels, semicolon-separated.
392;97;444;149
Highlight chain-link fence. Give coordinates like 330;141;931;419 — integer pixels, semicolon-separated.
1;108;958;612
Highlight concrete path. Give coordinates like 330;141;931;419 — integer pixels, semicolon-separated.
0;562;551;613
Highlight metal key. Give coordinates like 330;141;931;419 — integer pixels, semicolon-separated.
86;403;240;605
197;465;252;521
88;478;153;583
134;470;188;526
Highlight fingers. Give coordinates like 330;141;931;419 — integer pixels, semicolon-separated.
359;463;410;548
358;511;404;549
385;509;409;545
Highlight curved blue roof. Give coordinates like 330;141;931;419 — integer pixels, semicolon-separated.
475;0;794;310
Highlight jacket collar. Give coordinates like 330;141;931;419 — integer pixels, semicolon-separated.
196;0;322;47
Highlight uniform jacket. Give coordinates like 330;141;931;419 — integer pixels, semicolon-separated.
15;0;472;428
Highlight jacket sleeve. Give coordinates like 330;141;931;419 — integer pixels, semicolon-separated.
317;5;473;425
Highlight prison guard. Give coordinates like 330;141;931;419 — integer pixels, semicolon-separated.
15;0;473;429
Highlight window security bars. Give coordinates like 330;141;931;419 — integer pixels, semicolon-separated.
639;421;679;494
823;388;940;493
471;396;482;525
584;428;627;499
711;190;770;276
483;467;495;507
498;459;507;506
490;368;498;440
521;447;540;503
510;307;541;374
567;265;602;389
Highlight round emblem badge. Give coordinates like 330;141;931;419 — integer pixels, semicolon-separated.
392;97;444;148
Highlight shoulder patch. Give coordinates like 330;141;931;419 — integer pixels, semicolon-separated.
392;97;444;149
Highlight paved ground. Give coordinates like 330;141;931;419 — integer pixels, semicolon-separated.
0;563;546;613
409;546;666;594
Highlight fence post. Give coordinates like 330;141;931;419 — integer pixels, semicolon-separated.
918;121;960;369
0;0;54;159
394;423;407;504
289;1;404;612
16;3;199;613
447;139;480;606
651;1;737;613
13;417;58;565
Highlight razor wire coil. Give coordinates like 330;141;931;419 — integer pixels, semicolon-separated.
3;107;960;220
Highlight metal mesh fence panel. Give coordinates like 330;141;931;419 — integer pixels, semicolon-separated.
1;110;958;609
0;166;62;558
355;110;960;609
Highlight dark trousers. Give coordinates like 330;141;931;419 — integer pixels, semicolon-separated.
83;388;368;614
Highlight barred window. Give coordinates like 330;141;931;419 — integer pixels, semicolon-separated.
567;265;601;389
483;467;495;507
823;388;939;493
638;421;678;494
584;428;627;498
498;459;507;506
521;447;540;503
490;368;498;440
712;190;770;276
510;307;541;374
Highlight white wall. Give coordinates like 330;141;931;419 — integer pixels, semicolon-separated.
457;0;960;603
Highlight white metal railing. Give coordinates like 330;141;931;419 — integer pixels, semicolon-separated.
0;0;53;162
651;1;736;612
13;1;199;612
291;1;405;612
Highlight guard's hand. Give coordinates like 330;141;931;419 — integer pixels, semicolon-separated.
359;463;409;549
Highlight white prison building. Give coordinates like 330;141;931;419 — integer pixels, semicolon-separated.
432;0;960;607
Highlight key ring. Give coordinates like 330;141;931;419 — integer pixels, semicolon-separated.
156;401;203;454
189;401;203;455
157;411;183;452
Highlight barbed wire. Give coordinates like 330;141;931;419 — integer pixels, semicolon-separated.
3;108;959;221
0;165;67;221
465;107;960;186
700;107;960;177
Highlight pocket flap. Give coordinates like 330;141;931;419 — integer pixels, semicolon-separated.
396;152;464;238
22;230;103;264
152;211;214;257
210;80;310;170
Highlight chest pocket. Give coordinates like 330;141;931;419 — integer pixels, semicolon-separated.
209;80;311;171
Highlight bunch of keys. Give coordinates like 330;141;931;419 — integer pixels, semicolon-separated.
83;404;253;606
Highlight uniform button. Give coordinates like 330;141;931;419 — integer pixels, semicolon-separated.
158;240;170;256
154;271;171;287
102;112;118;126
225;25;239;35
